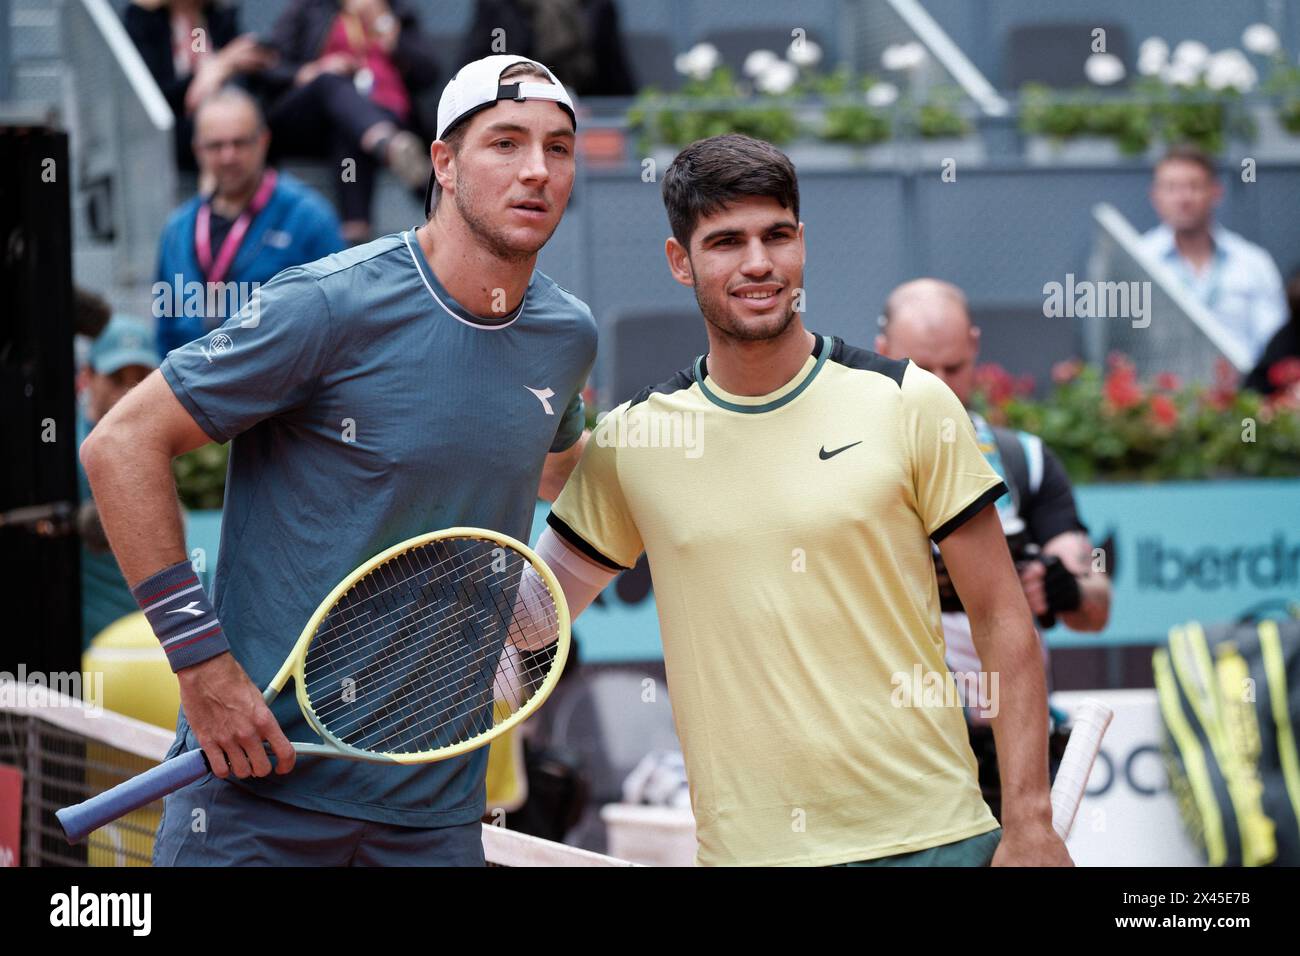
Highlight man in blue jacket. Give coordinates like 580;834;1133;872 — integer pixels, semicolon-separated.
153;86;344;356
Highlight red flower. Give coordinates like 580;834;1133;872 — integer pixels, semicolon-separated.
1052;359;1082;384
1203;358;1239;412
1154;371;1182;391
975;363;1015;407
1103;361;1142;411
1267;357;1300;390
1214;357;1238;387
1149;393;1178;428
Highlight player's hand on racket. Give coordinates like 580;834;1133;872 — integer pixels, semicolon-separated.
177;653;296;779
991;820;1074;867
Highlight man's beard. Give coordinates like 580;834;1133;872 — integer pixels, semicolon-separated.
694;276;798;344
454;173;556;263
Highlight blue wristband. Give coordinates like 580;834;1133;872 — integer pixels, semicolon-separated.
131;559;231;672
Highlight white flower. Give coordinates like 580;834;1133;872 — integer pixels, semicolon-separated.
1084;52;1126;86
743;49;780;78
865;82;899;108
881;41;927;72
755;60;798;95
1137;37;1169;76
1242;23;1280;56
787;38;823;68
1162;62;1200;88
1201;50;1253;92
1205;49;1258;92
674;43;720;80
1172;40;1210;72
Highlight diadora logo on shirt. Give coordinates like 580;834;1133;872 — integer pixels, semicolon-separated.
819;441;862;460
526;386;555;415
199;331;235;363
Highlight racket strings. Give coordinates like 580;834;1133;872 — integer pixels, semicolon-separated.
308;546;520;743
301;537;560;755
308;546;541;751
306;546;557;664
309;550;553;733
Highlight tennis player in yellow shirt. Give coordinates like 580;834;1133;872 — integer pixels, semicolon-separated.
533;134;1072;867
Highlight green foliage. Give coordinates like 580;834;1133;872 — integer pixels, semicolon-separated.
628;64;970;151
916;87;971;139
1262;63;1300;134
628;67;799;154
173;443;229;510
973;360;1300;483
1018;79;1254;155
820;102;891;144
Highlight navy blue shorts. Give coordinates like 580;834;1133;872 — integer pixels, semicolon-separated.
152;773;485;866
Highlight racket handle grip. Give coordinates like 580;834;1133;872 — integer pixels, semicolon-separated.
1049;698;1113;841
57;748;210;844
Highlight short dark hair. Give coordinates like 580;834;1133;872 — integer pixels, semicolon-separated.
661;134;800;250
74;287;111;338
1156;143;1217;179
430;61;556;215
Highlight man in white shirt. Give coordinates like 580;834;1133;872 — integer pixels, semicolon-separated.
1137;145;1287;366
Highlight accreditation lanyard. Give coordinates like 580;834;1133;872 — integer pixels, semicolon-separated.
195;169;278;284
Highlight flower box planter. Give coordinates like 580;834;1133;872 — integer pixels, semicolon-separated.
1245;104;1300;161
1023;135;1156;166
651;136;983;172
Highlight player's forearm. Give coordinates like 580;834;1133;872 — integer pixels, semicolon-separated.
80;424;189;586
538;430;589;502
969;605;1053;827
1059;572;1110;632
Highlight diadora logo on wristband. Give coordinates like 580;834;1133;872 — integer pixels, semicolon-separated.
166;601;205;617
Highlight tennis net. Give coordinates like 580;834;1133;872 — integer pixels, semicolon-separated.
0;679;633;867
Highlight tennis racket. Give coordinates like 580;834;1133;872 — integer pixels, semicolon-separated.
57;527;570;844
1049;698;1114;840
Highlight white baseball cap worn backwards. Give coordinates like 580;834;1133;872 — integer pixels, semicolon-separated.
425;55;577;215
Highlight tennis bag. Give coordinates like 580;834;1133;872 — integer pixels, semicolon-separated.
1153;612;1300;866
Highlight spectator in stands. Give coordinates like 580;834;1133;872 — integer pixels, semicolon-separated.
257;0;440;243
1138;144;1287;367
77;313;160;648
876;278;1111;821
460;0;636;96
124;0;274;170
154;86;344;356
1245;269;1300;397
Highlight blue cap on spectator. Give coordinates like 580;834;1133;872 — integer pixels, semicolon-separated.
89;316;159;375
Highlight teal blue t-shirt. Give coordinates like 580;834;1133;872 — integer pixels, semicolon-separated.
159;230;596;827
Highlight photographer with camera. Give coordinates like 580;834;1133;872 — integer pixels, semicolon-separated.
876;279;1112;821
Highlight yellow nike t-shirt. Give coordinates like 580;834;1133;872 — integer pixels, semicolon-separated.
549;334;1007;866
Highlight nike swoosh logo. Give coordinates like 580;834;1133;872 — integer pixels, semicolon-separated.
819;441;862;460
166;601;205;617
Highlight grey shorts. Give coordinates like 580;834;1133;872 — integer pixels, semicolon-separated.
151;772;485;867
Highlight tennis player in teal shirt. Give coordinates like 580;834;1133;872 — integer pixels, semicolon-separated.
81;56;594;866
